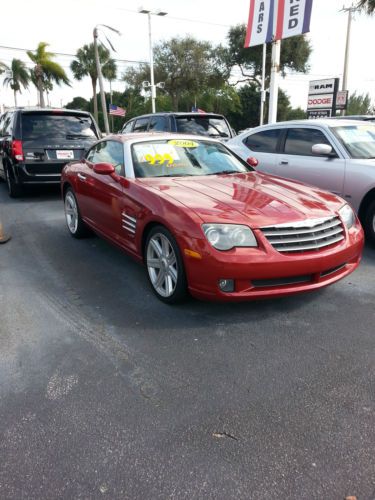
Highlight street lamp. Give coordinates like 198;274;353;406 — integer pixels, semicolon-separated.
93;24;121;134
139;7;168;113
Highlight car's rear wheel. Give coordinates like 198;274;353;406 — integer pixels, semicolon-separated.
364;200;375;245
64;188;90;239
145;226;188;304
5;165;23;198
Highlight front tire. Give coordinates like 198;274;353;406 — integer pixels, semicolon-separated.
5;166;23;198
64;188;90;239
364;200;375;246
145;226;188;304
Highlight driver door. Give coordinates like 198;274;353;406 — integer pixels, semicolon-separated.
80;140;125;240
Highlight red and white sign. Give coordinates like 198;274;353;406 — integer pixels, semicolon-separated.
307;94;334;110
336;90;348;110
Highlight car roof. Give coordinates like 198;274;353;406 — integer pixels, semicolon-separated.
106;132;222;144
240;119;374;134
5;107;92;116
127;112;225;119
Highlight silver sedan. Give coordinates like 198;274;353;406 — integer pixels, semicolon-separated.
227;119;375;244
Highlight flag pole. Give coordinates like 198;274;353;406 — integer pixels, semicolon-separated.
268;39;280;124
260;43;267;125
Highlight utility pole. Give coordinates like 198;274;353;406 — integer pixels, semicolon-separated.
341;3;359;115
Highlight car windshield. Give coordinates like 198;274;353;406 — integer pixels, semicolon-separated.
131;139;250;178
21;113;98;141
331;124;375;159
175;116;231;138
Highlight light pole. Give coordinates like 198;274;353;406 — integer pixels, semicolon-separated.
139;8;168;113
93;24;121;134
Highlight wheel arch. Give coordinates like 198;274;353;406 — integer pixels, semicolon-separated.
358;188;375;223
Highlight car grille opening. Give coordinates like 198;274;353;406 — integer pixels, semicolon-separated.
252;275;312;288
260;216;345;253
320;263;347;277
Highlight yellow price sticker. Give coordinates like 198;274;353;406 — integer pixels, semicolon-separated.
168;139;198;148
144;153;174;165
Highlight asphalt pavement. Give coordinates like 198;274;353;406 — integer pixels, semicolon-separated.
0;183;374;500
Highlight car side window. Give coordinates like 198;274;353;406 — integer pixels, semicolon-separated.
87;140;124;175
0;114;6;135
244;129;281;153
133;117;149;133
149;116;168;132
3;113;14;136
122;120;134;133
284;128;334;156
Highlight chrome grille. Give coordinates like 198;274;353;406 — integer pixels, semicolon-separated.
122;213;137;236
260;216;345;253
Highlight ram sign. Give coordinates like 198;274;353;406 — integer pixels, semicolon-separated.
307;77;340;119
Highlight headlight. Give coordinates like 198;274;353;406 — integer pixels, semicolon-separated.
339;204;355;229
202;224;257;250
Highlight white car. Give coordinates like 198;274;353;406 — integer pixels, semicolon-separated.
227;119;375;244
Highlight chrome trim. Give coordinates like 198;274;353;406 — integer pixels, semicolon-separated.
260;216;345;253
122;214;137;224
122;220;136;230
122;225;136;234
77;173;86;181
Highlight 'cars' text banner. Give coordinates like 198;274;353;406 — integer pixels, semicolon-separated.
244;0;313;48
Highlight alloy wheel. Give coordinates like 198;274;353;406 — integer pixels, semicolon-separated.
65;192;79;234
147;233;178;298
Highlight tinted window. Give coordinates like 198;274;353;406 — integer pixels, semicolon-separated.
149;116;168;132
133;117;149;132
87;140;124;175
244;129;281;153
21;113;98;141
284;128;332;156
175;116;231;138
122;120;134;133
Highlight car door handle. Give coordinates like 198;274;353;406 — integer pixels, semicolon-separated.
77;173;87;181
280;160;289;165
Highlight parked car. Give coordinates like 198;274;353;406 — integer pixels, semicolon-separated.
120;112;235;140
61;133;363;303
227;119;375;244
0;108;101;197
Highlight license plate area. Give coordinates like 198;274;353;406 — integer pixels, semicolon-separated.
56;150;74;160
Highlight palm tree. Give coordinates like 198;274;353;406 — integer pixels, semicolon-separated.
358;0;375;13
0;61;8;75
27;42;70;107
3;59;30;107
70;43;117;123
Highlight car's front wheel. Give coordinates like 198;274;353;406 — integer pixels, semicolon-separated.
364;200;375;246
145;226;188;304
64;188;90;239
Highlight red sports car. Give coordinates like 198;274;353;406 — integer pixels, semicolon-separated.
61;133;364;303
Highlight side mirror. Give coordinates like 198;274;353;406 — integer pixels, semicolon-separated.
93;162;115;175
247;156;259;168
312;143;333;156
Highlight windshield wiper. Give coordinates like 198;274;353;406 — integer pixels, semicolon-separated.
66;134;90;139
152;173;195;177
206;170;240;175
209;132;229;138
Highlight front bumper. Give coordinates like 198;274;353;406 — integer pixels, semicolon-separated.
183;223;364;302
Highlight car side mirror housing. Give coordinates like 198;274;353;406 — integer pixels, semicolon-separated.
93;162;115;175
247;156;259;168
312;144;334;156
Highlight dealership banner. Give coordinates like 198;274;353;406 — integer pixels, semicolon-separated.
244;0;314;48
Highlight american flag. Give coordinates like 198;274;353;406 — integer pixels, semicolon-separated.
109;104;126;117
191;106;206;114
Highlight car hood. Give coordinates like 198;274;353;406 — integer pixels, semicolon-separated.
140;172;344;228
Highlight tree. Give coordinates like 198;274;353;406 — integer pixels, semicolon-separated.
346;91;373;115
27;42;70;107
123;36;227;110
0;61;8;75
70;43;117;123
3;59;30;107
357;0;375;14
223;24;312;86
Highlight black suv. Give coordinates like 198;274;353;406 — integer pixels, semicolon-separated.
0;108;101;197
120;112;235;141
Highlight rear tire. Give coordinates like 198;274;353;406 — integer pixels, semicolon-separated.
5;165;23;198
364;200;375;246
64;188;90;239
145;225;188;304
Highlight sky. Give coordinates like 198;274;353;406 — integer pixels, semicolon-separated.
0;0;374;114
